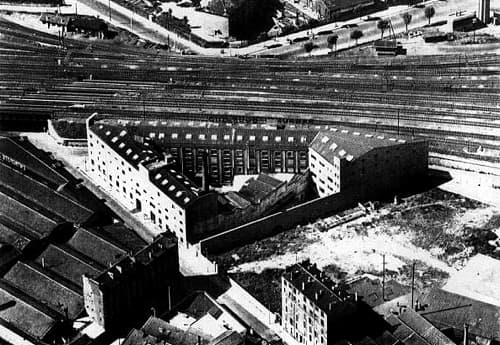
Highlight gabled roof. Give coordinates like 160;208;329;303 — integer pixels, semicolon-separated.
36;244;103;288
419;288;500;342
0;280;58;340
283;260;352;314
85;224;146;253
310;129;422;164
4;262;83;320
0;137;70;187
66;228;127;268
0;187;63;240
0;162;94;225
142;317;208;345
0;216;34;251
90;123;163;169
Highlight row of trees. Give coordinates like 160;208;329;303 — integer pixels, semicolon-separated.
303;6;436;55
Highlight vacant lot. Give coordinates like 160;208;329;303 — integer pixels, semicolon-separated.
219;188;499;312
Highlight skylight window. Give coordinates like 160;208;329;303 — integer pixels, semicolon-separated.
263;136;268;142
224;135;230;140
338;150;346;157
105;131;111;136
184;197;190;204
249;136;256;141
155;173;162;180
353;132;360;136
126;149;132;155
365;134;373;138
288;137;294;143
341;130;348;134
321;136;330;144
186;134;192;140
161;179;168;186
329;143;338;151
176;191;182;197
211;134;217;141
236;135;243;141
275;136;281;142
119;130;127;137
159;133;165;139
132;154;139;160
119;143;125;149
346;154;354;161
301;136;307;143
172;133;178;139
199;134;206;140
149;133;155;138
168;185;175;191
111;137;118;143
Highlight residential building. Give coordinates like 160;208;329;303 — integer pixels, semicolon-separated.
281;260;358;345
86;115;219;246
308;129;427;198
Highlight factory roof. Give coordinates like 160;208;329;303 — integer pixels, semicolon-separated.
67;228;127;268
0;280;59;340
141;317;209;345
0;137;71;187
283;260;352;314
347;277;408;307
239;174;284;204
36;244;103;288
224;192;252;209
0;187;64;240
0;162;94;225
85;224;147;253
310;129;423;164
4;261;83;320
0;215;35;251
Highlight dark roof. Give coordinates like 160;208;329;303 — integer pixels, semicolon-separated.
347;277;408;307
0;188;63;240
4;262;83;320
117;119;314;149
122;329;164;345
0;244;21;270
283;260;352;314
310;129;422;164
0;216;34;251
36;244;102;288
90;123;163;169
91;123;202;208
0;280;58;340
177;291;223;320
209;331;244;345
66;228;127;267
0;137;70;187
419;288;500;342
0;162;94;225
85;224;147;253
238;173;284;204
397;308;455;345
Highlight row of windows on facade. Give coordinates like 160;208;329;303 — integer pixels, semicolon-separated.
149;132;308;143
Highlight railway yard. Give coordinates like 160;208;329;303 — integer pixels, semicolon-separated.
1;17;500;175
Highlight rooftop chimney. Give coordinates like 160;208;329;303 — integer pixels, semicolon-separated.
301;281;305;291
41;257;45;268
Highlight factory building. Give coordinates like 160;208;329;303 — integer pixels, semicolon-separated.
309;129;428;198
130;120;314;186
86;115;219;245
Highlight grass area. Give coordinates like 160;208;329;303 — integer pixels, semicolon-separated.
217;188;499;308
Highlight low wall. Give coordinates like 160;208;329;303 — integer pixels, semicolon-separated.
47;120;87;147
199;189;357;254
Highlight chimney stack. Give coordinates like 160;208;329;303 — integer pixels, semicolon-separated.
355;292;358;302
41;257;45;268
301;281;305;291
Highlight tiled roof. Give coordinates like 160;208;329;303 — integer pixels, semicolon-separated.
283;260;352;314
0;137;69;187
36;244;103;288
0;280;58;340
397;308;455;345
90;123;163;168
347;277;408;307
91;123;202;208
0;162;94;225
85;224;146;253
66;228;127;268
419;288;500;342
0;188;63;240
105;119;314;149
310;129;422;164
4;262;83;320
0;216;34;251
145;160;201;208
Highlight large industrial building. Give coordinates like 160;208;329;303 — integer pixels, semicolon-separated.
86;115;219;245
309;129;428;198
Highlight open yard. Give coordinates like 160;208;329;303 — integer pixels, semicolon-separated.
218;188;500;313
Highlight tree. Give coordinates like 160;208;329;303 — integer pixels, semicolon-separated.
327;34;338;53
304;41;314;55
350;29;363;46
401;12;412;34
377;19;390;39
424;6;435;25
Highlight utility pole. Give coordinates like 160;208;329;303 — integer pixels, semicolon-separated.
410;261;416;310
382;254;386;301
